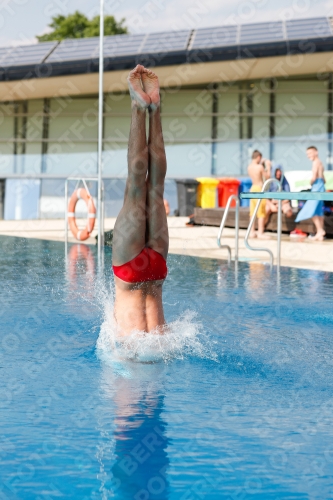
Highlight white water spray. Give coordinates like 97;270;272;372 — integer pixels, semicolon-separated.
96;284;217;365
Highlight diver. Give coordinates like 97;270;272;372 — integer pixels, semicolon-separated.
112;65;168;336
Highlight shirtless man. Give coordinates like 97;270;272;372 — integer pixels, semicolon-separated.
112;65;168;335
295;146;326;240
247;150;271;238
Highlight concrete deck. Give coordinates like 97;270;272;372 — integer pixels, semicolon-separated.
0;217;332;272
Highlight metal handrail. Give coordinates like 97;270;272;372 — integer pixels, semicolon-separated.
244;179;282;267
217;195;240;262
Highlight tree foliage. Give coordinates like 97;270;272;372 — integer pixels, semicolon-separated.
37;11;127;42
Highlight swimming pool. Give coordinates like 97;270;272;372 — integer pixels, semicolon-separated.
1;236;333;499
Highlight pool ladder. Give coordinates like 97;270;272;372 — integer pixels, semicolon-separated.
217;195;239;262
217;179;282;266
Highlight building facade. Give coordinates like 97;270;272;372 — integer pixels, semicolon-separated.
0;16;333;218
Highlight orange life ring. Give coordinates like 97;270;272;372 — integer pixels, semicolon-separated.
68;188;96;241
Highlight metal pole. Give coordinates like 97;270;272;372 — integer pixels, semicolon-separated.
277;199;282;268
235;197;239;262
97;0;104;266
101;181;105;269
217;195;239;263
244;178;282;267
65;179;68;261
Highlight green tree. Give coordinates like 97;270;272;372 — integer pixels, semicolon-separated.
37;11;127;42
84;15;127;37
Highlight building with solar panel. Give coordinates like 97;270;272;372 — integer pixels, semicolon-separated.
0;16;333;219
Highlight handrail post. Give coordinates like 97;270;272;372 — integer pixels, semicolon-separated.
235;196;239;262
244;179;282;267
65;178;68;262
277;199;282;268
217;194;239;262
97;0;104;269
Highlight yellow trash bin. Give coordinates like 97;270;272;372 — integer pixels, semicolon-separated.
196;177;219;208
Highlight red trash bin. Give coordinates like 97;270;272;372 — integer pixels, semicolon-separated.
218;178;241;208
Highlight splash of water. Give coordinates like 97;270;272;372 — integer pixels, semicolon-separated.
96;283;217;366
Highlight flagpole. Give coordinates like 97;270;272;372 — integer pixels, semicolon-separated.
97;0;104;265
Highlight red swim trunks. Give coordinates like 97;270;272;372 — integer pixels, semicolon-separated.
113;247;168;283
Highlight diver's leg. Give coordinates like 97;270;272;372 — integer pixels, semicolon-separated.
141;69;168;333
142;69;169;259
112;66;150;266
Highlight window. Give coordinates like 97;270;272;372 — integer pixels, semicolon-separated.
161;90;212;177
103;94;131;177
0;103;15;174
46;97;98;175
274;80;328;169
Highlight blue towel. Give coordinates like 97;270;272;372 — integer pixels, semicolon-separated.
295;178;325;223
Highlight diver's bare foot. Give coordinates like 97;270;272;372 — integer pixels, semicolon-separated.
249;231;257;239
141;68;160;111
127;65;151;109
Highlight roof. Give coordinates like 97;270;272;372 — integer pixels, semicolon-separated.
1;16;333;82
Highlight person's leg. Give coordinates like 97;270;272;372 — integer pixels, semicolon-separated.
266;199;278;213
312;215;326;240
142;69;168;333
257;217;265;237
257;198;270;238
142;69;169;260
282;200;293;218
112;66;150;267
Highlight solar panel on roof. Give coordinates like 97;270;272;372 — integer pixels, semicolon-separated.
0;42;57;67
240;21;284;44
140;30;190;53
48;34;146;62
47;38;99;63
0;15;331;73
286;17;332;40
0;47;11;66
6;42;57;66
191;26;238;49
103;34;145;57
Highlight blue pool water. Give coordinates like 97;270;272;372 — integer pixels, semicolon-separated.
1;236;333;499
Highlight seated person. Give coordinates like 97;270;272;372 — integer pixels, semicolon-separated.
266;165;293;218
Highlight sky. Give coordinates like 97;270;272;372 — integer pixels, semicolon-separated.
1;0;332;47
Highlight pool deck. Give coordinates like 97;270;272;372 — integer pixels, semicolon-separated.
0;217;332;272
